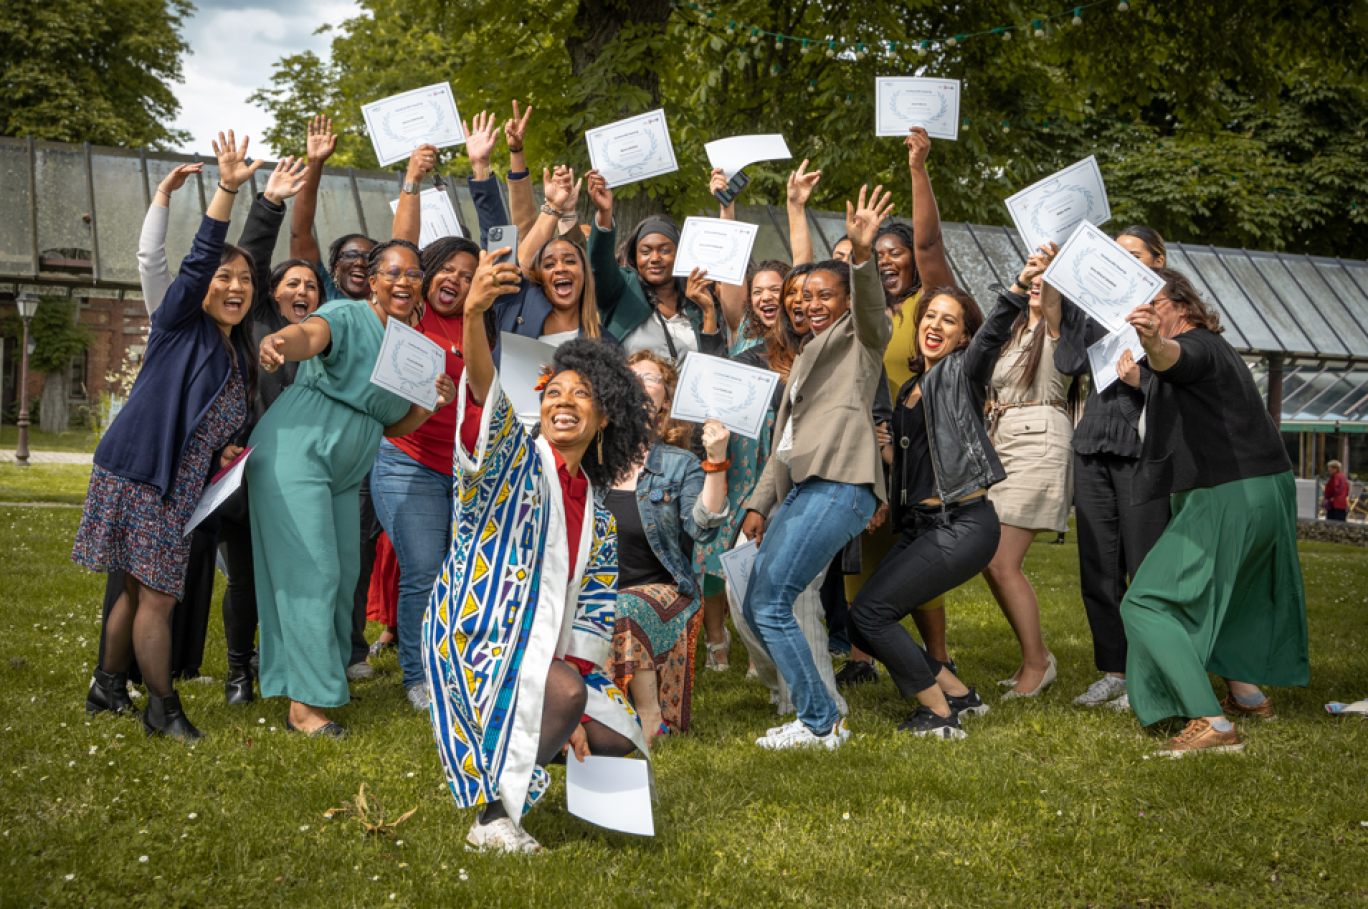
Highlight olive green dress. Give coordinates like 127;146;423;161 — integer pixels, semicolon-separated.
249;300;412;708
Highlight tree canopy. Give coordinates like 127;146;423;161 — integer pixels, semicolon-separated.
250;0;1368;257
0;0;193;149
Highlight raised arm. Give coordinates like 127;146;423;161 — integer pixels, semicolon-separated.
518;166;580;270
460;249;524;405
707;167;747;332
139;163;202;314
237;156;308;312
1027;242;1062;338
462;112;511;249
1127;302;1185;373
289;115;337;265
392;144;439;246
786;159;820;266
906;128;955;292
963;253;1046;384
846;185;896;351
585;169;630;319
504;102;538;236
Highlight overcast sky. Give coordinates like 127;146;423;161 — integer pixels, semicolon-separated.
169;0;360;157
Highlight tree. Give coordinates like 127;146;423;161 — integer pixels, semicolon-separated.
29;298;92;434
250;0;1368;257
0;0;193;148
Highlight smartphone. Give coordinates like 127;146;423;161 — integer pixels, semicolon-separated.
487;224;518;266
713;169;751;207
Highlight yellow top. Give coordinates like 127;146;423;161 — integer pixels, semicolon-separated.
883;292;920;400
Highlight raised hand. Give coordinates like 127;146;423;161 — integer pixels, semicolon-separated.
434;373;456;409
464;111;499;167
586;169;613;226
906;127;932;172
701;419;731;462
465;249;522;315
157;163;203;199
1016;242;1059;289
212;130;266;192
786;159;821;207
1126;302;1162;348
543;165;580;213
405;143;440;183
845;184;896;264
684;267;715;308
306;115;337;166
263;156;309;204
504;100;533;150
1117;349;1141;388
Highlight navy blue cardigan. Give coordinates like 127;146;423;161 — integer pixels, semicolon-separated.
94;216;246;497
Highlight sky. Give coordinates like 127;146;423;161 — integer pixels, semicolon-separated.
168;0;360;157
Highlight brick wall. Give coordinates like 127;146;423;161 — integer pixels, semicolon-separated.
1;296;148;411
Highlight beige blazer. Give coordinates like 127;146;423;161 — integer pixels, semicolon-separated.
746;256;892;515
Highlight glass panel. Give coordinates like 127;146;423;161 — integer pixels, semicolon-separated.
1161;246;1249;345
451;183;482;244
353;171;404;243
965;224;1023;287
1329;371;1368;421
34;145;93;261
1280;258;1368;355
90;152;148;286
1218;252;1314;353
1283;368;1337;418
1247;254;1348;356
1178;249;1281;352
1001;226;1032;261
808;212;846;260
734;206;790;265
312;170;366;262
1311;261;1368;353
940;222;998;310
143;155;206;281
0;141;34;276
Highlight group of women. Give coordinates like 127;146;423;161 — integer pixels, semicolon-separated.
73;107;1308;853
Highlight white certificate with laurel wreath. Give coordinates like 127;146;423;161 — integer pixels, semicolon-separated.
1005;156;1111;251
362;83;466;167
369;316;445;410
585;109;678;188
1043;221;1164;333
671;217;759;287
876;78;961;140
669;352;779;440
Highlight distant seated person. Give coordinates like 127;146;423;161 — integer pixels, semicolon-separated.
1323;460;1349;522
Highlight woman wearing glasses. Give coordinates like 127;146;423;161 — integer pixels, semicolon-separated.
248;240;456;738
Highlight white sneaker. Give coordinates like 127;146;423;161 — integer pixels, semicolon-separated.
406;683;431;712
346;662;375;681
765;718;804;737
756;718;849;751
466;816;543;854
1107;692;1131;712
1073;675;1127;707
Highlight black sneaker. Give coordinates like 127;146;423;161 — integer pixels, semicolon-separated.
942;656;959;678
834;659;879;686
897;706;966;740
946;686;990;718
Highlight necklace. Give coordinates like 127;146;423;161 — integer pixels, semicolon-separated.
428;311;461;355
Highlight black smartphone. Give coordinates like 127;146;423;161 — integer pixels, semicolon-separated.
487;224;519;266
713;169;751;207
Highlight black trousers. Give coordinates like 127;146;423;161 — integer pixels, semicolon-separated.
97;527;218;682
350;470;381;666
849;499;1000;698
819;554;848;643
216;483;257;667
1073;451;1171;673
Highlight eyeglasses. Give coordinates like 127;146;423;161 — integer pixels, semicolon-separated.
638;374;664;387
336;250;368;262
380;268;425;283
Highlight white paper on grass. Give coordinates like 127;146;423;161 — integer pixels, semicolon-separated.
585;109;679;188
669;352;779;440
718;538;758;609
1087;325;1147;393
498;332;558;428
368;316;445;410
704;134;792;180
671;217;759;287
389;187;463;248
1041;221;1164;333
565;755;655;836
875;78;961;140
184;448;251;537
1005;156;1111;252
361;83;466;167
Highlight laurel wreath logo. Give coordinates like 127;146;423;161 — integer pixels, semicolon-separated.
687;369;758;421
596;127;661;177
1029;181;1096;241
889;89;948;126
380;97;447;147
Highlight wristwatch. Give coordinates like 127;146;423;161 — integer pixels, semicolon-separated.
402;179;421;195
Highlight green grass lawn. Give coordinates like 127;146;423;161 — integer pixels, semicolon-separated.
0;424;99;453
0;463;91;505
1;498;1366;907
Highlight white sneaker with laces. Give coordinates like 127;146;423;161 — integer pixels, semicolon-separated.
1108;692;1131;712
466;817;543;854
406;682;431;712
765;718;804;737
346;662;375;681
756;718;849;751
1073;675;1127;707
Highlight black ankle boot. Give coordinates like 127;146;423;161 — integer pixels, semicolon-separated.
224;654;254;706
86;667;138;716
142;691;204;742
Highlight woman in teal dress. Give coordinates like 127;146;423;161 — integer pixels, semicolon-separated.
250;239;455;738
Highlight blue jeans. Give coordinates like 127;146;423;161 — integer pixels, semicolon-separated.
370;440;454;690
743;479;877;734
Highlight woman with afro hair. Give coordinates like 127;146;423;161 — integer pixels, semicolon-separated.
424;247;657;854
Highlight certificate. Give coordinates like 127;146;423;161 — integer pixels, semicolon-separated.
718;538;758;608
1005;156;1111;251
565;756;654;836
361;83;466;167
389;187;464;249
369;316;445;409
671;217;758;287
499;332;558;427
1086;325;1147;394
184;448;250;536
1042;221;1164;333
669;351;779;439
876;77;961;140
704;134;791;180
585;109;678;188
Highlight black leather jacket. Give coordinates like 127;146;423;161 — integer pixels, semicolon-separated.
890;288;1026;522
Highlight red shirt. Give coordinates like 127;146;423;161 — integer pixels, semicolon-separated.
553;448;593;680
391;308;483;475
1324;472;1350;509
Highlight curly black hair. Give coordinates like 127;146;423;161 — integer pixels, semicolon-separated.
542;338;654;489
874;220;921;303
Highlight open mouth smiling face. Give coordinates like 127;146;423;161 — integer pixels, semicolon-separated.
750;270;784;329
540;241;585;312
204;253;253;331
540;369;603;450
428;253;477;317
275;265;320;324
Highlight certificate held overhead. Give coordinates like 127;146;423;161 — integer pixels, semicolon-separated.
586;109;679;188
1005;155;1111;251
389;187;463;249
1042;221;1164;333
876;77;961;140
671;217;759;287
704;134;792;180
362;83;466;167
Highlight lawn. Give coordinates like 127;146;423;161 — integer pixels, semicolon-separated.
0;425;99;453
0;464;92;505
2;483;1366;907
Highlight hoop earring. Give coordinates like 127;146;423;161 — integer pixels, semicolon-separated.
596;428;604;463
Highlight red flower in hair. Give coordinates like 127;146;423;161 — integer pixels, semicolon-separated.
533;367;552;392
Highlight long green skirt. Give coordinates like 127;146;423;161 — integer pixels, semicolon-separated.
1121;471;1308;727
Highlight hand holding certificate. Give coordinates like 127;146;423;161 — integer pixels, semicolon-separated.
669;352;779;439
369;317;446;410
362;83;466;167
671;217;759;287
389;187;463;248
1005;156;1111;251
704;134;791;179
585;110;679;188
1087;325;1147;393
1042;222;1164;333
184;448;251;536
876;78;961;140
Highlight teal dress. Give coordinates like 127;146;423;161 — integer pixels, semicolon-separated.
249;300;413;708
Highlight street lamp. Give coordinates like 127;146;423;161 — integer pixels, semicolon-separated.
15;293;40;467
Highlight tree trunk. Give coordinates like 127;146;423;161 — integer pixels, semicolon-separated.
40;369;71;434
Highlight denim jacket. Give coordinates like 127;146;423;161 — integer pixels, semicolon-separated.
629;441;730;600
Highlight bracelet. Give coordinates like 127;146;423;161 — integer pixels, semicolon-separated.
157;188;172;199
218;182;238;195
701;458;732;473
507;145;523;154
540;203;563;218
